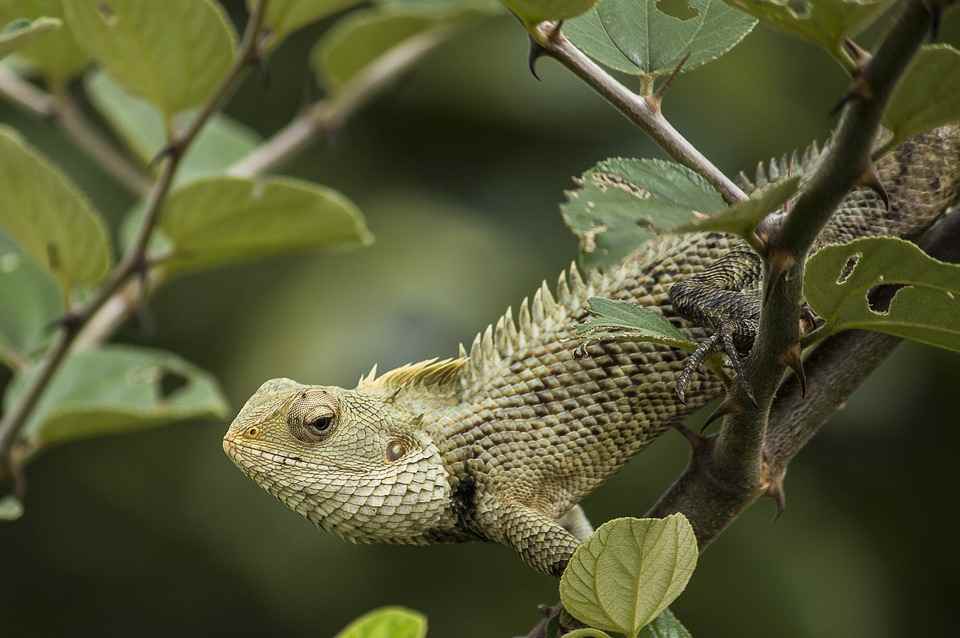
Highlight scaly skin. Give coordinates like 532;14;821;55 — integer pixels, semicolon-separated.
224;127;960;576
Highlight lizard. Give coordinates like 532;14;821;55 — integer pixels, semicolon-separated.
223;126;960;577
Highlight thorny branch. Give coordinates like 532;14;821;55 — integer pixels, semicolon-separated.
527;21;747;205
0;0;273;489
647;0;955;547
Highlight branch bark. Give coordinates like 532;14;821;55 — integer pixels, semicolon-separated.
0;0;273;486
647;0;951;548
528;21;747;205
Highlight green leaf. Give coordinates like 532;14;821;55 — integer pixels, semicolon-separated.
0;126;111;293
561;158;724;269
560;514;699;638
638;609;693;638
673;175;800;241
0;495;23;521
566;0;756;77
0;229;62;363
503;0;597;25
723;0;891;68
805;236;960;351
335;606;428;638
62;0;237;115
313;6;473;93
0;0;89;82
577;297;697;351
882;45;960;151
251;0;362;49
144;176;372;278
0;16;59;58
85;71;260;186
4;345;228;456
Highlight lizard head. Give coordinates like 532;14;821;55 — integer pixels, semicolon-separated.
222;377;454;544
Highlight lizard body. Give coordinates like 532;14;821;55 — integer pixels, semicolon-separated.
224;127;960;575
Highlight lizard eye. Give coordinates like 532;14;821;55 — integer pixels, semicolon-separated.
306;415;334;435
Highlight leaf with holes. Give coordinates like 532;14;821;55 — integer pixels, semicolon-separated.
577;297;698;352
62;0;237;115
0;16;59;58
251;0;362;50
85;71;260;186
882;45;960;152
805;236;960;351
128;176;372;278
335;607;427;638
313;6;477;93
0;229;62;364
565;0;756;77
560;515;699;638
673;174;800;243
724;0;892;69
4;345;228;459
562;158;724;270
0;0;89;82
0;126;111;293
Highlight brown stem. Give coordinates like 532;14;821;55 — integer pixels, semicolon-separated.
0;0;272;484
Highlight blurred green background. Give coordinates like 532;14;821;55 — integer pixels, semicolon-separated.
2;3;960;637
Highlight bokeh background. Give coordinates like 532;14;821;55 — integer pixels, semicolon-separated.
2;3;959;637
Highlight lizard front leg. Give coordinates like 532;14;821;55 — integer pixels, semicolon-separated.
669;248;763;403
480;497;582;576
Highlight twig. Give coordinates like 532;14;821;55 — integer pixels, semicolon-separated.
647;0;946;548
51;84;152;196
528;21;747;205
0;0;272;484
0;68;151;196
228;26;452;178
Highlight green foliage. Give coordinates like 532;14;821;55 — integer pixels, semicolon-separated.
805;236;960;351
0;15;59;58
881;45;960;153
562;629;614;638
85;71;261;185
0;495;23;520
672;175;800;243
638;609;693;638
62;0;237;116
141;177;372;278
503;0;597;26
562;158;724;269
253;0;362;49
314;6;466;92
560;515;699;638
0;0;89;82
335;606;428;638
723;0;892;69
577;298;698;352
0;230;61;363
4;345;227;458
566;0;756;79
0;126;111;294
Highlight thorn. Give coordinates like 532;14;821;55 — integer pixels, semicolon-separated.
765;472;787;520
924;0;943;40
148;142;179;169
856;163;890;209
762;249;796;306
701;398;737;433
528;34;547;81
782;342;806;398
799;305;818;336
829;76;874;116
671;421;707;450
650;51;690;111
841;38;871;72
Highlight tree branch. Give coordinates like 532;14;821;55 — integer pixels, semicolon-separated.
0;67;151;197
228;26;453;178
0;0;272;486
647;0;951;548
528;21;747;205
